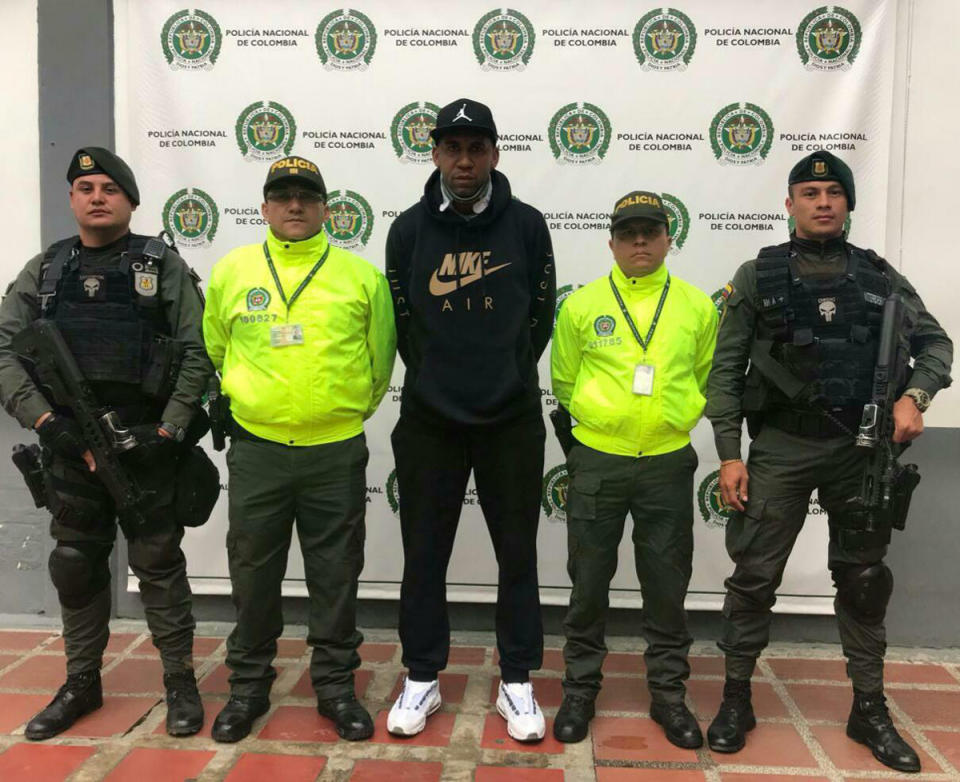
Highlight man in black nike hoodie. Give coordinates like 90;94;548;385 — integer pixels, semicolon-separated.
385;99;556;742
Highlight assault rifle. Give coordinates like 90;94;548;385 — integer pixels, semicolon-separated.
13;319;154;536
842;294;921;549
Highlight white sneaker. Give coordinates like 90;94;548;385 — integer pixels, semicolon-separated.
497;681;546;742
387;678;441;736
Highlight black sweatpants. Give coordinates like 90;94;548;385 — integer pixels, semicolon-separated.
391;413;545;683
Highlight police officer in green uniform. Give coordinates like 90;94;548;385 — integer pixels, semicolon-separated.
551;191;718;747
203;157;396;743
0;148;212;739
705;150;953;773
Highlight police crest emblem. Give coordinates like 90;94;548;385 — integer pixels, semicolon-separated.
594;315;616;336
796;6;862;71
324;190;374;250
390;101;441;163
316;9;377;71
473;8;535;71
236;101;297;162
710;102;774;166
541;464;569;523
133;266;158;297
633;8;697;71
161;9;222;71
162;187;219;248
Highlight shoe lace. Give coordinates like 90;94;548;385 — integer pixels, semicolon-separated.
165;672;198;697
400;680;436;710
858;693;893;726
503;683;538;715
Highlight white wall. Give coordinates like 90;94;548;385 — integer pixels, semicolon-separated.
897;0;959;426
0;0;40;266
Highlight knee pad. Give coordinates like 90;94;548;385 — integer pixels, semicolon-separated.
835;563;893;625
48;543;111;609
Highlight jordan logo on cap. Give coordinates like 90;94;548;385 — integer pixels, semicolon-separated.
453;103;473;123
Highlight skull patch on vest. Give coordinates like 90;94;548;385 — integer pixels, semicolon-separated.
80;275;106;301
818;297;837;322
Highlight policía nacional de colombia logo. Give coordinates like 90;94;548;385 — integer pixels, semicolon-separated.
161;188;219;248
633;7;697;71
698;469;735;529
391;101;441;163
236;101;297;161
796;6;861;71
246;287;271;312
324;190;374;250
161;8;222;70
710;102;774;166
549;102;612;165
473;8;535;71
660;192;690;253
541;464;569;523
316;9;377;70
593;315;616;336
386;469;400;517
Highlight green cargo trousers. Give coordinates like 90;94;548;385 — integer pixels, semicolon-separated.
49;453;195;676
562;442;698;705
224;433;368;700
719;424;888;692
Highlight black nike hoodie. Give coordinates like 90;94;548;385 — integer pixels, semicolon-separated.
385;168;556;425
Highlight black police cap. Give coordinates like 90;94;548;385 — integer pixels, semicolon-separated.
430;98;498;144
263;156;327;200
66;147;140;205
788;149;855;211
610;190;670;230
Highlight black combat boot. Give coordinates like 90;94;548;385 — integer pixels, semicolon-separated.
650;701;703;749
707;677;755;753
317;693;374;741
553;694;595;743
846;690;920;773
211;695;270;743
164;671;204;736
25;669;103;740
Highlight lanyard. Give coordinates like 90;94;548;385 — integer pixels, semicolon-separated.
262;241;330;313
608;273;671;353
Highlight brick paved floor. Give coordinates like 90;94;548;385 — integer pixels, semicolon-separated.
0;623;959;780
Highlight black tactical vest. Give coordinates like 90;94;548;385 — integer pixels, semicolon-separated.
749;241;890;410
39;234;176;421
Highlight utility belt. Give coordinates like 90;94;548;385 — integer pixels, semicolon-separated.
763;406;862;438
230;420;283;445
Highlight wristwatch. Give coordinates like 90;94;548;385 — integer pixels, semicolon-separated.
902;388;931;413
159;421;186;442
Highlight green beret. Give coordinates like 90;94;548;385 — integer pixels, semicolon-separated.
788;149;855;211
67;147;140;206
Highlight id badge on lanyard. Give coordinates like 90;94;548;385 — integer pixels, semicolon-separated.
633;363;655;396
263;241;330;349
608;273;670;398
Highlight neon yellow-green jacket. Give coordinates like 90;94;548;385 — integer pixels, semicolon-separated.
551;262;717;457
203;228;396;446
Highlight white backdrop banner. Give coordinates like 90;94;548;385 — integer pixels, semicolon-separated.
115;0;897;613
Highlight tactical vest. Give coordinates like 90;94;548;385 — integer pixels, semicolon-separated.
38;234;180;421
746;241;890;411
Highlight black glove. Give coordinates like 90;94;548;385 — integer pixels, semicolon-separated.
124;424;178;467
36;414;88;461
